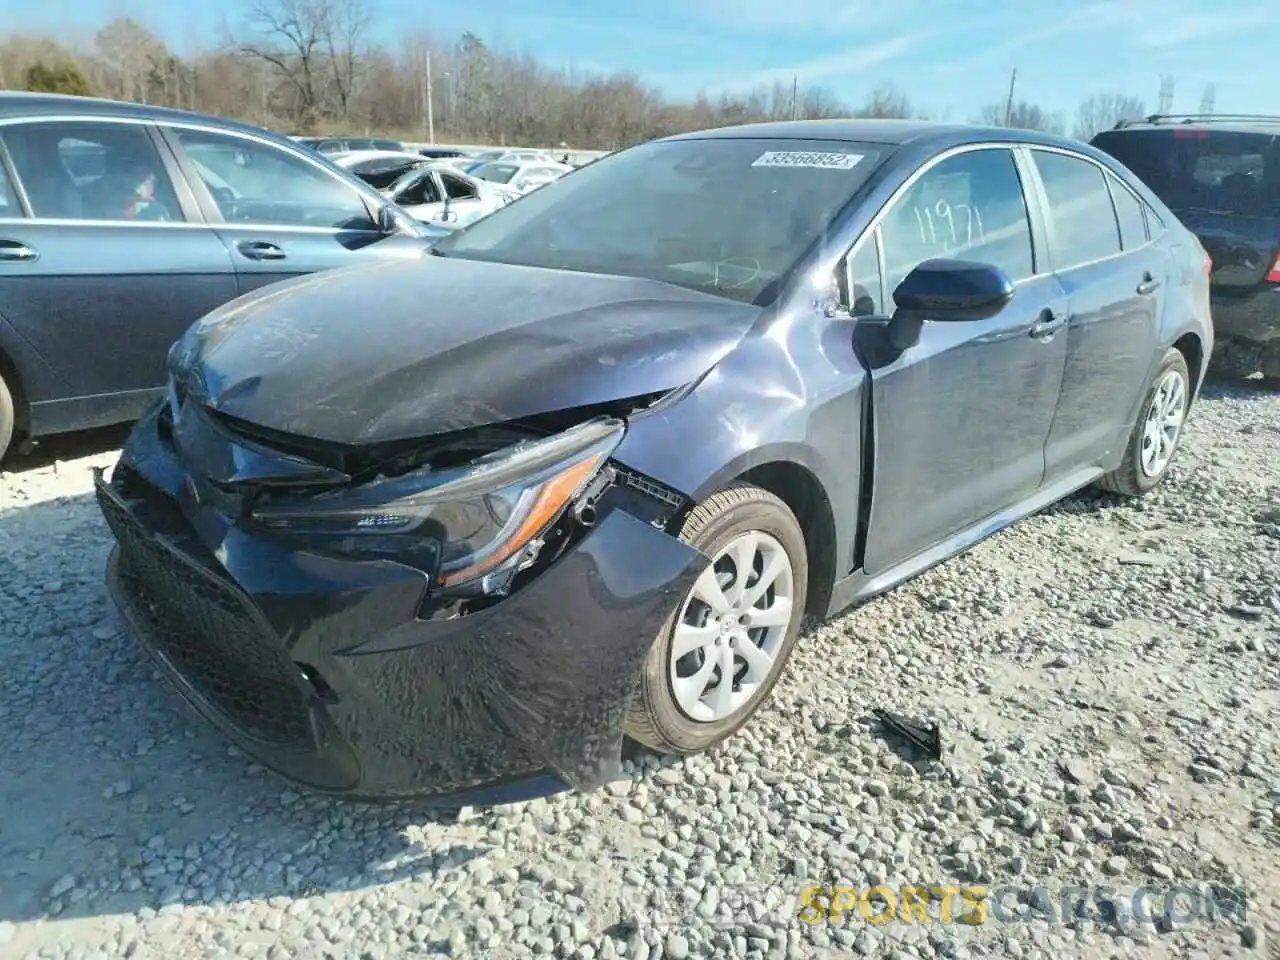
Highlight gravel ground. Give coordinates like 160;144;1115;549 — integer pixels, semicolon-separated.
0;383;1277;960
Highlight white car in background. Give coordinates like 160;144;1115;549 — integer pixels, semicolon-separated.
330;150;432;189
470;160;574;194
380;163;518;226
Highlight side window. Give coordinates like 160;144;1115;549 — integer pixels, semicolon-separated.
1031;150;1121;268
845;232;883;316
0;159;21;217
172;129;376;231
1108;174;1148;250
397;172;442;207
1;121;182;222
441;173;478;201
879;148;1035;297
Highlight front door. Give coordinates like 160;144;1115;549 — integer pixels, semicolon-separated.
158;126;427;296
856;146;1069;575
1027;149;1167;479
0;118;237;429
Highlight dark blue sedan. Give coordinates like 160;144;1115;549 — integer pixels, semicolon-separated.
0;93;452;460
97;119;1213;804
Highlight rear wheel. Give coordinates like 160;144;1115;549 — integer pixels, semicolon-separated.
1098;347;1190;496
0;372;13;464
625;483;808;756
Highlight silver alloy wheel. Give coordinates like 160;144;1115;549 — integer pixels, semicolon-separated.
1140;367;1187;478
669;530;795;723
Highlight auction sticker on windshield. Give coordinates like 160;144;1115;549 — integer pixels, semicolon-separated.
752;151;864;169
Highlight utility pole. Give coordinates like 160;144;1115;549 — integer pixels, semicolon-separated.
791;74;798;120
425;50;435;144
1003;68;1017;126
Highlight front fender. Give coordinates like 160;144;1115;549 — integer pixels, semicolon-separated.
614;316;868;583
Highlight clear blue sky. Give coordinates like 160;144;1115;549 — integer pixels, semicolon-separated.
11;0;1277;124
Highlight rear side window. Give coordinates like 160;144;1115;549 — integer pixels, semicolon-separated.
2;121;183;222
1031;150;1121;269
1092;129;1280;216
1108;174;1148;250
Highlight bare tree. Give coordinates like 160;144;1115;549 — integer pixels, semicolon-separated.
237;0;371;123
978;99;1064;134
857;81;913;119
1072;92;1146;141
95;18;166;103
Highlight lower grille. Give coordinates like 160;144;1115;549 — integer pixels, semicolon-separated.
97;481;314;747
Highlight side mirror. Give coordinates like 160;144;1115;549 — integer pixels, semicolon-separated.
882;259;1014;351
376;204;398;234
892;258;1015;321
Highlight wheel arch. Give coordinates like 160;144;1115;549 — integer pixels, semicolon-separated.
0;341;25;430
723;458;839;620
1171;330;1205;399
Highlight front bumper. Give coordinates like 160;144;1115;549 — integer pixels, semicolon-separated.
96;408;703;804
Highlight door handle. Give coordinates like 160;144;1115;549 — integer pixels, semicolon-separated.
1136;272;1161;295
0;238;38;262
236;240;286;261
1029;310;1067;340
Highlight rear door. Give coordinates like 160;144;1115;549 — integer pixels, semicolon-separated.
157;125;428;295
1028;147;1166;479
0;117;237;431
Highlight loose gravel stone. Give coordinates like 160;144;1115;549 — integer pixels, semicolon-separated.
1;385;1278;958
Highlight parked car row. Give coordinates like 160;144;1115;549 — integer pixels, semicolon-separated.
1;90;1267;809
0;93;456;461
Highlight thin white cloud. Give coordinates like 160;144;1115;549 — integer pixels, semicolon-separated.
718;33;923;91
692;0;912;33
1138;7;1278;46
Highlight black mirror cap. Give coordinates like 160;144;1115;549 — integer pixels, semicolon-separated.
892;258;1015;321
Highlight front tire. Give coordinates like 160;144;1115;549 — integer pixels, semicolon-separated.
1098;347;1190;496
625;483;808;756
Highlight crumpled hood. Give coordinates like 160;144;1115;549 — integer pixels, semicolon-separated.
171;255;762;446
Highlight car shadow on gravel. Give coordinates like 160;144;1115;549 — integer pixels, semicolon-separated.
1;424;133;474
0;490;503;929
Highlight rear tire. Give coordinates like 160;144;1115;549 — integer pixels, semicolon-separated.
625;483;808;756
0;372;13;464
1098;347;1190;497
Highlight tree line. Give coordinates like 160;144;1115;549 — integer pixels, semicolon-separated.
1;1;1149;150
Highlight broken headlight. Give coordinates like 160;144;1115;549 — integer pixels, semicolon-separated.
249;418;624;591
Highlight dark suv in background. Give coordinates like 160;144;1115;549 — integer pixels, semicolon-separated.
1093;115;1280;383
0;93;450;462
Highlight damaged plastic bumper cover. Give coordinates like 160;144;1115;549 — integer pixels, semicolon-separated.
95;408;703;803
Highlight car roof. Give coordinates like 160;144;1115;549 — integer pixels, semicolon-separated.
332;149;426;165
0;91;292;142
1101;115;1280;137
659;118;1086;150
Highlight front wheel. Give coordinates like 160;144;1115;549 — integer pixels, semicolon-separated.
1098;347;1191;496
625;483;808;756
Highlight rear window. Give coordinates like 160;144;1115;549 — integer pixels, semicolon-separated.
1092;129;1280;216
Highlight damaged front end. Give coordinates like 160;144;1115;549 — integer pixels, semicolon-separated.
96;392;704;803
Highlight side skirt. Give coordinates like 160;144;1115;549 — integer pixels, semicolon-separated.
825;466;1103;619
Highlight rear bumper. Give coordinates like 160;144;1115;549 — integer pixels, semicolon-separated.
1212;288;1280;343
96;410;702;804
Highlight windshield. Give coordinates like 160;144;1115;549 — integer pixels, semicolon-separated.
1093;129;1280;217
432;137;885;304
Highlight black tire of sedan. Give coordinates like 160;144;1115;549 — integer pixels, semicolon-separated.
625;482;808;756
1098;347;1191;497
0;372;13;464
